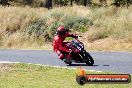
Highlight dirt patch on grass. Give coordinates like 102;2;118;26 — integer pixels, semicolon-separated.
0;63;13;72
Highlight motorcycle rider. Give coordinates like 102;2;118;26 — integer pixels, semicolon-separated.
52;25;78;64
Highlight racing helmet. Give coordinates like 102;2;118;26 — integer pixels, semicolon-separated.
57;25;69;36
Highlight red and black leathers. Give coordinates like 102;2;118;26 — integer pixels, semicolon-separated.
53;32;77;60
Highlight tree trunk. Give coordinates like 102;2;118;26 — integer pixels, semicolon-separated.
115;0;120;7
45;0;52;9
87;0;91;5
84;0;87;7
71;0;73;6
75;0;80;5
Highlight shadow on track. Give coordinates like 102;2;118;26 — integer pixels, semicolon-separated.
102;65;109;66
67;64;99;66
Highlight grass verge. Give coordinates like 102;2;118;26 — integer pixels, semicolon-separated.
0;63;131;88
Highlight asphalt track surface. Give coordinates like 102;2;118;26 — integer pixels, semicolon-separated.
0;49;132;74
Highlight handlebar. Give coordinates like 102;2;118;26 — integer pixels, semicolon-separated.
74;35;82;39
78;35;82;37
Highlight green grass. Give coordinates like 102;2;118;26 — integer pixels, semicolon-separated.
0;63;131;88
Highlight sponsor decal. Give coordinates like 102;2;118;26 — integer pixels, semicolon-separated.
76;67;131;85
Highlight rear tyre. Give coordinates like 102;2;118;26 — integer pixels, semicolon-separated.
64;60;72;65
68;62;72;65
84;52;94;66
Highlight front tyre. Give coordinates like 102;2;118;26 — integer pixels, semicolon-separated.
84;52;94;66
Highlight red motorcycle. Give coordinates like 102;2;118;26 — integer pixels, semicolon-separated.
65;36;94;66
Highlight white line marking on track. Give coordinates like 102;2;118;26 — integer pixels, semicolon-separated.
0;61;19;63
89;70;95;72
0;61;103;72
97;71;103;72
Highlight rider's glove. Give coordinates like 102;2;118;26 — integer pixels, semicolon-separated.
69;49;72;53
74;35;78;38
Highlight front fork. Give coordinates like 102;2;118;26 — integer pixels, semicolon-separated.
78;50;87;62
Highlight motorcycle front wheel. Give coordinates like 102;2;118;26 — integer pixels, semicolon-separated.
84;52;94;66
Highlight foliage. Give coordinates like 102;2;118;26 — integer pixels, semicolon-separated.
64;16;93;32
24;11;92;41
0;6;132;51
2;0;131;7
8;0;45;7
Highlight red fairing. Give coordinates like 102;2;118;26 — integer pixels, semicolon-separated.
53;32;76;53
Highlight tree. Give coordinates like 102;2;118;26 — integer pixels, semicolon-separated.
84;0;87;6
45;0;52;9
88;0;91;5
0;0;10;6
71;0;73;6
75;0;80;5
113;0;132;7
99;0;107;6
23;0;33;5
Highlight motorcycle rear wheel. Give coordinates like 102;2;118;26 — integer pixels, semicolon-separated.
64;61;72;65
